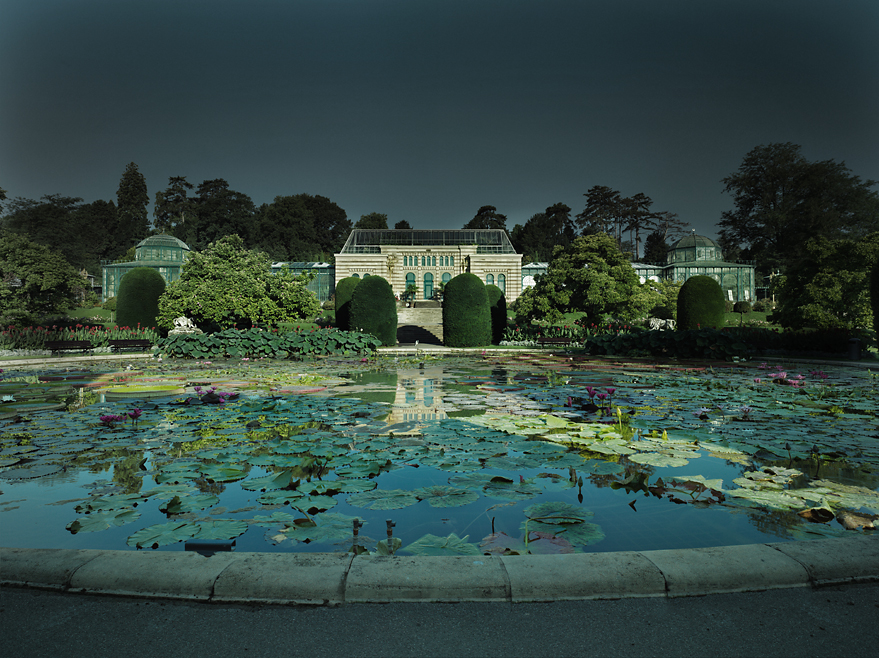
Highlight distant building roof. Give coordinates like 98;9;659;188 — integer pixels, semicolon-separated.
670;233;721;250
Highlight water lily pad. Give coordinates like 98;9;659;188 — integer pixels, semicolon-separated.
523;500;593;523
414;485;479;508
127;521;200;548
192;519;249;540
404;532;481;556
239;470;294;491
629;452;690;468
281;512;363;543
346;488;420;510
160;493;220;514
67;508;141;533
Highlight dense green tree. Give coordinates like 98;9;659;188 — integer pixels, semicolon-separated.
513;233;652;325
718;143;879;275
153;176;194;234
156;234;320;330
116;162;150;247
297;194;351;259
184;179;256;250
642;230;669;264
354;212;388;230
485;284;507;344
0;231;86;324
510;203;576;262
576;186;622;237
0;195;120;273
463;205;508;231
394;220;412;229
621;193;658;260
772;232;879;331
254;195;319;261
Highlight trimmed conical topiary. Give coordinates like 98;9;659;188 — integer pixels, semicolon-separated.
334;276;361;331
116;267;166;329
443;273;491;347
676;275;726;331
349;275;398;346
485;284;507;345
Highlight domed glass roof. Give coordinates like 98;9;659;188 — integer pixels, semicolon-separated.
670;233;721;250
136;234;191;251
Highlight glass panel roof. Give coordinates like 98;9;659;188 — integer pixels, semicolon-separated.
340;229;517;253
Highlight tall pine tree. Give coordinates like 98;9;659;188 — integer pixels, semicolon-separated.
116;162;149;249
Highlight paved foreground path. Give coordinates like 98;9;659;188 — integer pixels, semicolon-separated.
2;583;878;658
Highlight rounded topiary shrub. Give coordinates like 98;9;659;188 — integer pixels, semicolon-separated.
485;284;507;345
676;275;726;331
116;267;166;329
349;275;397;346
334;276;361;331
443;273;491;347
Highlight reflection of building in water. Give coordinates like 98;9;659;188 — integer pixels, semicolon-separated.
387;367;448;424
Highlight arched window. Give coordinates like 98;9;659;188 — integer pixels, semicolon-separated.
486;273;494;285
450;255;454;267
352;273;360;279
420;256;425;267
498;273;506;293
423;272;433;299
432;256;436;267
363;273;370;277
442;272;451;285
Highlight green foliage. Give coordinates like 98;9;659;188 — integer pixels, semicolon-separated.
0;231;86;324
485;284;507;345
676;275;726;330
116;267;166;329
443;273;491;347
718;143;879;275
354;212;388;229
509;203;576;262
773;233;879;331
733;301;752;315
157;235;321;330
154;327;380;359
349;276;397;346
116;162;150;247
334;276;360;331
462;205;507;230
872;259;879;338
513;233;654;325
102;296;117;312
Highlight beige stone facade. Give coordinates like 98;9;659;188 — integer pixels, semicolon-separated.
334;229;523;302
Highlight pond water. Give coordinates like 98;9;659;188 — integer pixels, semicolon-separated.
1;353;877;556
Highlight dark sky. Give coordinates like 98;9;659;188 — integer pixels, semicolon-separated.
2;0;877;242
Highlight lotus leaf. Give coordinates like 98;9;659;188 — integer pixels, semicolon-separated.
75;493;147;513
198;463;249;482
522;520;605;546
291;495;338;513
480;531;575;555
67;508;141;533
127;521;200;548
404;533;481;556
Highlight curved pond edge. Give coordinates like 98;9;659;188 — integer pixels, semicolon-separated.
2;535;877;604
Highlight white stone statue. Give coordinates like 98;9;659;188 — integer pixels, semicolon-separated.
169;316;203;335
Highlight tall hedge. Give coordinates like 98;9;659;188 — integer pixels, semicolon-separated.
334;276;360;331
485;284;507;345
871;260;879;338
676;275;726;331
116;267;166;329
349;276;398;346
443;273;491;347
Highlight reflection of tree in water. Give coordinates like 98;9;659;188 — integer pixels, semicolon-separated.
742;507;800;540
83;447;145;495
